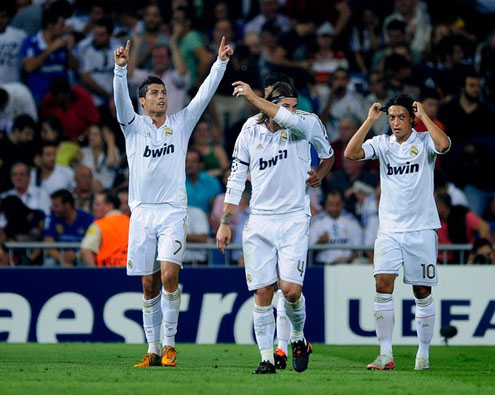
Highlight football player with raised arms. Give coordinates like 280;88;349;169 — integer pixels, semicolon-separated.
113;38;233;367
216;80;334;374
344;95;450;371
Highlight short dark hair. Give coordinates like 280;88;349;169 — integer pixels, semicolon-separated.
187;148;203;162
326;188;344;201
384;53;410;73
95;16;114;35
42;6;64;29
0;1;16;19
383;94;416;126
51;189;75;207
138;76;165;98
386;19;407;33
43;117;63;138
39;141;59;155
13;114;36;132
49;76;71;96
435;192;452;208
263;72;294;89
420;88;441;102
471;238;493;255
99;190;120;209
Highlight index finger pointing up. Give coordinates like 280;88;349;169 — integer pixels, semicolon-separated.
220;36;225;49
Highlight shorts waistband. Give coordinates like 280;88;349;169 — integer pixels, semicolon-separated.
134;203;186;211
249;209;309;221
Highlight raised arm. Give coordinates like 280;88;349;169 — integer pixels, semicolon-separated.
345;103;382;160
413;101;451;153
113;40;136;129
182;36;233;137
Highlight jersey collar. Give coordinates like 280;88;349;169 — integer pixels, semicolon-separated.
389;128;418;145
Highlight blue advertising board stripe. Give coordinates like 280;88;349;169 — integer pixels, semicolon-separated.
0;267;325;343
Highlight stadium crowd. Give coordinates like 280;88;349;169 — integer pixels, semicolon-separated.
0;0;494;266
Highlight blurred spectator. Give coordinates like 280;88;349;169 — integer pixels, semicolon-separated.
21;5;78;105
31;141;75;195
67;2;111;37
173;6;213;93
312;22;349;88
320;67;364;141
80;190;129;267
361;71;390;135
1;114;37;168
383;0;432;54
434;171;470;209
44;188;93;266
39;117;79;167
41;76;100;142
73;164;96;212
78;16;121;110
467;238;494;264
114;4;143;39
0;195;44;242
11;0;72;36
116;186;131;217
79;124;119;189
323;157;379;218
131;2;169;71
414;88;444;132
371;19;421;71
273;12;316;87
257;21;280;81
0;162;50;218
0;242;8;266
475;29;495;80
183;206;209;265
309;188;362;264
0;1;27;83
330;114;361;172
349;7;382;75
435;192;492;263
190;119;229;177
185;148;221;213
384;53;418;98
438;71;493;147
361;185;380;261
0;82;37;132
244;0;290;36
129;35;188;115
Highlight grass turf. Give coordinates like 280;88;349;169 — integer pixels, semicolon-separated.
0;344;494;394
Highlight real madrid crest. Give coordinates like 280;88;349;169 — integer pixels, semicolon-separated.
280;130;287;142
165;127;173;136
410;145;419;156
246;273;252;283
127;260;134;269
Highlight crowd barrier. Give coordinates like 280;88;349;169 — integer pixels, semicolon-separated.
1;266;493;345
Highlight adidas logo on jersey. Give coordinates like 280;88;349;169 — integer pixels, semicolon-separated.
259;150;288;170
256;144;264;150
386;162;419;176
143;144;175;158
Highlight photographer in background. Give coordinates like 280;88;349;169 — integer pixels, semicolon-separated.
467;238;494;265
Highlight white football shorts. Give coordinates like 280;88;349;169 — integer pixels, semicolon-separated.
242;211;310;291
373;229;438;286
127;205;187;276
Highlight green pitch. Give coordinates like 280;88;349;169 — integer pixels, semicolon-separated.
0;344;494;394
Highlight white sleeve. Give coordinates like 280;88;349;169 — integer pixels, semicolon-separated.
225;129;250;206
273;107;314;140
361;136;380;160
39;189;51;216
113;64;138;135
308;114;334;159
15;85;38;121
179;58;228;144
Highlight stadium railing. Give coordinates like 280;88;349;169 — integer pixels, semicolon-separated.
3;241;473;266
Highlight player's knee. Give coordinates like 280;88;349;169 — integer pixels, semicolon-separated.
142;275;160;299
161;269;179;292
413;285;431;299
254;286;274;305
281;285;302;303
375;275;394;293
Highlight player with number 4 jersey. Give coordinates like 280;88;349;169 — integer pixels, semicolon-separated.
216;80;334;374
344;94;451;371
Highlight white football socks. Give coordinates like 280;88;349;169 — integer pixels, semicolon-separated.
161;287;181;348
276;289;290;354
415;294;435;359
374;293;394;357
284;293;306;343
142;293;162;355
253;303;275;364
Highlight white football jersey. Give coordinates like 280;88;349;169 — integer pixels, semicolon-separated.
309;211;362;263
225;107;333;215
362;129;450;232
113;59;228;211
